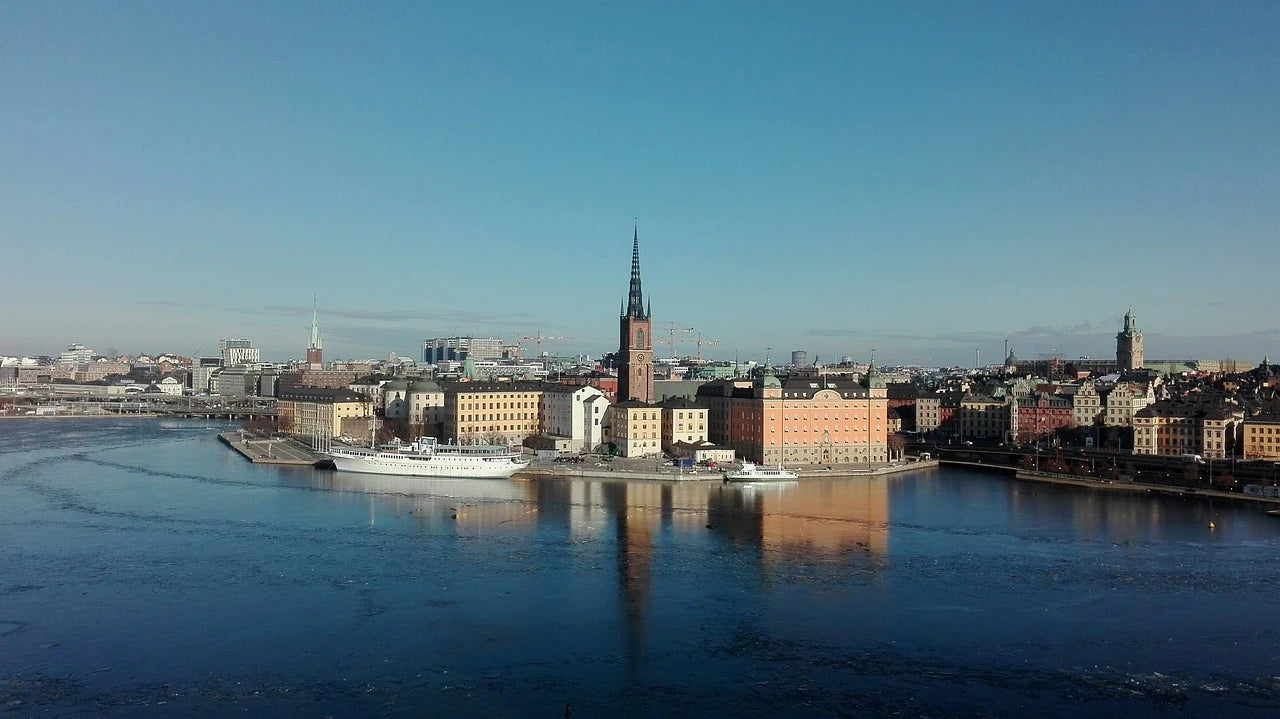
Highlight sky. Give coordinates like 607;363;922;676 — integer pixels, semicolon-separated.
2;1;1277;367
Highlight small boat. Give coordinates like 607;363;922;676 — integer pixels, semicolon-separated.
724;461;799;482
1267;509;1280;518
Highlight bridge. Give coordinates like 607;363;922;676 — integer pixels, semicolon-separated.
45;393;276;419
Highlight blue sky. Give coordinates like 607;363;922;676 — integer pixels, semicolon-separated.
2;1;1276;366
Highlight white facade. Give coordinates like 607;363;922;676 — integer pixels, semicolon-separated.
1104;383;1155;427
1073;382;1102;428
58;343;94;365
155;376;184;396
539;385;610;453
219;338;260;366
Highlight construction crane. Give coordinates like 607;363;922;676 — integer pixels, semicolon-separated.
694;333;719;362
658;323;694;359
520;332;571;357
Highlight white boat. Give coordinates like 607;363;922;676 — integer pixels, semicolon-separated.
724;461;799;482
328;436;530;478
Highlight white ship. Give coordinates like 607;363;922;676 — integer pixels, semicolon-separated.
723;461;799;482
328;437;530;478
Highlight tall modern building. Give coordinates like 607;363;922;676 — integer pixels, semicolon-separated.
422;337;504;364
1116;308;1144;371
617;226;654;404
218;338;260;366
306;297;323;368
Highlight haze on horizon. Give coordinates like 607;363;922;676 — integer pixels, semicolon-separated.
2;2;1276;367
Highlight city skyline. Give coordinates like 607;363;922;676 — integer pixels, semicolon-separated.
3;3;1277;365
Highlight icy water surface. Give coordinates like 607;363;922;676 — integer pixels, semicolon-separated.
2;418;1278;717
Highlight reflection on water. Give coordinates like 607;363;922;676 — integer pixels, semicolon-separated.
5;420;1280;718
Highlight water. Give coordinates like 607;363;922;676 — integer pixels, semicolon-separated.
1;418;1277;717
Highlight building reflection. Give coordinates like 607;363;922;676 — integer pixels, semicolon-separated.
519;475;893;669
708;478;891;560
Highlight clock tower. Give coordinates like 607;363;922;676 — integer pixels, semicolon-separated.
617;226;653;404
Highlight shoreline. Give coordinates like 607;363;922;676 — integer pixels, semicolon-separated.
0;413;163;420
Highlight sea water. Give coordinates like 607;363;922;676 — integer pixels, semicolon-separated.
1;418;1277;717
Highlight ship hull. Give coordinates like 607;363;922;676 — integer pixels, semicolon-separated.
329;451;528;479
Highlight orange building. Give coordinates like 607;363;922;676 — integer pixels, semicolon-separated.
718;373;889;466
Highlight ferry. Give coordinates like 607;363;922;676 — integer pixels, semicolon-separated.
328;436;530;479
724;461;799;482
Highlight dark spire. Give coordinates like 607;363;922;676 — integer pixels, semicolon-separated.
626;224;645;319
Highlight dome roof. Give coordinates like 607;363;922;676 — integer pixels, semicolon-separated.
755;374;782;389
384;379;409;391
409;379;442;393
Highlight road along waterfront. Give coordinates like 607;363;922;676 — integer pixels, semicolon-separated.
2;418;1278;717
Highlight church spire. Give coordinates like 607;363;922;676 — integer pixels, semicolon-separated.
309;295;323;350
626;224;645;319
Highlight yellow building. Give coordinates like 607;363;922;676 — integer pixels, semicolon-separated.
606;400;663;458
1241;414;1280;460
442;380;543;447
1132;398;1243;459
276;387;371;440
658;397;708;453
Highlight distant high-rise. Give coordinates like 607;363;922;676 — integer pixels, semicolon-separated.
791;350;808;367
422;337;503;364
1116;308;1144;371
219;338;260;367
617;225;653;404
307;297;324;368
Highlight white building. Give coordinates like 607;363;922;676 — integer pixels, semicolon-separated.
58;343;94;365
154;376;184;396
219;338;260;366
1104;382;1155;427
1073;381;1103;428
539;384;609;453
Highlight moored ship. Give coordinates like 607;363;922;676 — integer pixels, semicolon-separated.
724;461;799;482
328;436;530;478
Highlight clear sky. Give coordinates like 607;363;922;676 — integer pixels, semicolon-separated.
2;1;1277;367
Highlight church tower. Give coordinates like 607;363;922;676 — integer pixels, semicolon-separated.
306;296;324;369
617;226;653;404
1116;307;1143;371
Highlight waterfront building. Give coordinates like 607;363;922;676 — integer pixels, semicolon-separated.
218;338;260;367
442;380;543;447
277;386;371;440
538;384;609;453
1073;381;1103;428
605;400;663;458
422;337;505;364
616;226;654;405
154;376;184;396
958;394;1009;441
190;358;222;394
1103;382;1155;427
1132;398;1244;459
1010;393;1074;444
1241;413;1280;460
658;397;708;453
726;373;888;466
213;366;260;397
915;391;962;437
1116;308;1144;372
695;378;753;447
383;378;446;433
